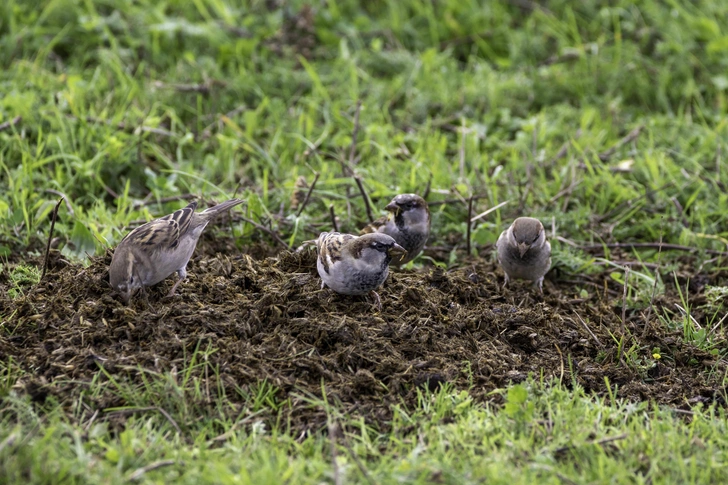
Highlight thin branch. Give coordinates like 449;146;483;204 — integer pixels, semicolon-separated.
422;173;433;200
470;200;509;223
671;196;689;227
643;225;664;338
201;104;247;139
153;79;225;94
578;242;728;257
296;172;320;217
598;125;643;162
0;115;22;132
43;189;74;215
133;194;197;209
466;196;474;256
239;214;289;249
127;460;177;481
707;312;728;338
0;432;19;454
428;193;490;207
354;176;374;224
340;431;376;485
593;260;660;269
555;434;628;455
540;50;582;67
155;406;182;435
68;115;176;138
548;180;582;204
328;421;343;485
573;312;602;347
621;266;630;333
595;181;676;223
348;100;362;168
329;204;339;232
459;120;467;180
104;406;182;435
41;199;63;280
83;409;99;433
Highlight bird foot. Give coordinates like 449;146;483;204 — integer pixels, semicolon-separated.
168;277;185;297
535;277;544;294
369;291;382;312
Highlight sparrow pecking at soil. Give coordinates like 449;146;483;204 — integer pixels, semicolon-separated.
109;198;244;303
360;193;430;265
496;217;551;293
315;231;407;310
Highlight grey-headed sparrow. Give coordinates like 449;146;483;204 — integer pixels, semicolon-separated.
496;217;551;293
109;198;244;303
360;194;430;265
315;231;406;309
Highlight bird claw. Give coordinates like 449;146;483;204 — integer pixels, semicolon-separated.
369;291;382;312
168;276;185;297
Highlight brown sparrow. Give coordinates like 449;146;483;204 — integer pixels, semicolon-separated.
495;217;551;292
109;198;244;303
360;194;430;265
315;231;406;309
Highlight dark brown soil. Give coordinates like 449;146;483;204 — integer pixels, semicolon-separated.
1;242;727;434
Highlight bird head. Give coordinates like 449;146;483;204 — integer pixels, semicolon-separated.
510;217;546;258
384;194;429;226
109;248;140;304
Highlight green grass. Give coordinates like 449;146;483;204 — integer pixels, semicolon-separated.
1;0;727;256
3;374;728;485
2;0;728;482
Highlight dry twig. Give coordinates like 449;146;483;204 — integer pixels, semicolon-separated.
0;116;22;132
579;242;728;257
466;196;474;255
573;312;602;347
41;199;63;280
296;172;320;217
348;100;362;168
329;204;339;232
598;125;643;161
239;215;289;249
354;176;374;224
127;460;177;481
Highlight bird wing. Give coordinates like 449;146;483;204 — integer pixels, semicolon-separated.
122;201;198;252
359;215;390;235
316;232;355;274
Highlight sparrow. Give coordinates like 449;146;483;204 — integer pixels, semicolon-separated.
109;198;244;303
315;231;407;310
360;194;430;265
495;217;551;293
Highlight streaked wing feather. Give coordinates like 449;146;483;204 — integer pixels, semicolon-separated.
317;232;355;274
360;215;389;235
123;201;198;251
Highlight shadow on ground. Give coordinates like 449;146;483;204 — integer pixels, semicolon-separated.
2;241;727;434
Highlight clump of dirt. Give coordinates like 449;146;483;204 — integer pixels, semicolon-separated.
1;244;726;434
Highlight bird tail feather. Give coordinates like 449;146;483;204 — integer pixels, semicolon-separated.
200;198;244;219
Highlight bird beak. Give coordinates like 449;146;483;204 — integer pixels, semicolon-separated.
388;243;408;262
385;202;400;215
518;242;530;258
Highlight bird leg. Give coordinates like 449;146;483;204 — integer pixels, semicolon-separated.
168;267;187;296
369;290;382;312
535;277;544;294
